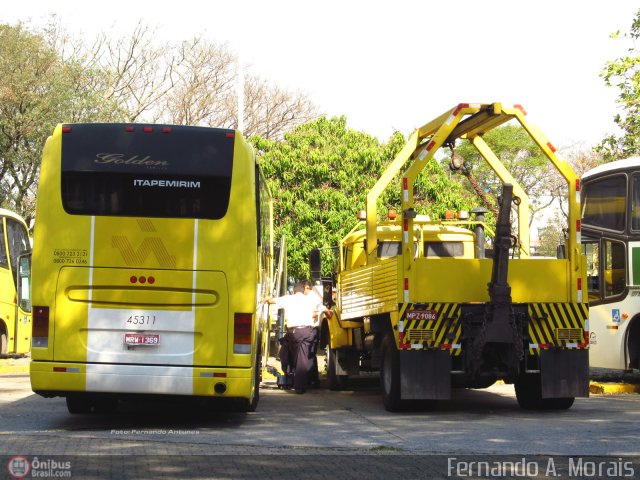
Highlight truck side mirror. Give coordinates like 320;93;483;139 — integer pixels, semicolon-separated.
309;248;321;283
556;244;566;259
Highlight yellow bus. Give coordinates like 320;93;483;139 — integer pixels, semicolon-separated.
30;123;273;413
0;208;31;355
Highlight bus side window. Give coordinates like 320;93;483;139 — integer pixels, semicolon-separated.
6;218;30;286
604;239;626;297
583;241;601;302
0;221;7;269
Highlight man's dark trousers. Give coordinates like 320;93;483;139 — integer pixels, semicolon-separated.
289;326;317;392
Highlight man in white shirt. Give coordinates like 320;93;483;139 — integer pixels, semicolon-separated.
267;281;332;393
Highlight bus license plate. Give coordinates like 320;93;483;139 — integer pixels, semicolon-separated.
124;333;160;346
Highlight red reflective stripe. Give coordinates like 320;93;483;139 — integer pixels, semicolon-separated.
404;278;409;290
453;103;470;116
576;178;581;192
547;142;557;153
514;104;527;115
576;219;581;232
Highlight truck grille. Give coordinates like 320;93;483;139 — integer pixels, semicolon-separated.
406;329;434;343
555;328;583;342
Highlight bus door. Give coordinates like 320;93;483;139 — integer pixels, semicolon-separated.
583;233;629;368
0;215;31;354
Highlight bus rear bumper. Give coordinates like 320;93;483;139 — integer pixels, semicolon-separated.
30;361;253;399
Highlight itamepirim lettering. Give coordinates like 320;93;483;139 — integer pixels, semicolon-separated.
133;179;201;188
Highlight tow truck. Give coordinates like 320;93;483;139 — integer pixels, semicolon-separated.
310;103;589;411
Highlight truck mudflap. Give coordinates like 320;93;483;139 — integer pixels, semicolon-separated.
400;350;451;400
540;349;589;398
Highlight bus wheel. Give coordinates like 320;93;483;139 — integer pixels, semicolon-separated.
0;332;7;355
94;397;118;413
239;352;261;413
326;344;347;391
66;395;93;414
380;333;403;412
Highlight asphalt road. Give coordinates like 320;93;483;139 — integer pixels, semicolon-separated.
1;370;640;479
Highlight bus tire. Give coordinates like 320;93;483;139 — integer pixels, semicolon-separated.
327;344;347;391
0;331;7;355
94;396;118;413
381;332;403;412
239;351;261;413
66;395;93;414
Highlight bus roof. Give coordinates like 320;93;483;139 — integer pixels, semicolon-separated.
582;157;640;180
0;208;27;226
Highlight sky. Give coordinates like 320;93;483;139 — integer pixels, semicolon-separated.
2;0;638;150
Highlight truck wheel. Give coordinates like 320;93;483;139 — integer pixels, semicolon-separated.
326;344;347;391
515;374;575;410
381;333;403;412
514;374;543;409
542;397;575;410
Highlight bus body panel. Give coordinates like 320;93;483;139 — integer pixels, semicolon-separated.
588;294;636;369
30;362;252;397
54;266;229;366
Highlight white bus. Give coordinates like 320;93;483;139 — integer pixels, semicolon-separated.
582;158;640;370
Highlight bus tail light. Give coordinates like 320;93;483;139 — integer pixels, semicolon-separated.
233;313;252;354
33;306;50;347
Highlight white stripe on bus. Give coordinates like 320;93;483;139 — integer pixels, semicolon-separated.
85;364;194;395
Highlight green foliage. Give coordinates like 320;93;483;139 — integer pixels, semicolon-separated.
452;125;560;228
0;22;123;223
598;8;640;160
254;117;481;279
535;213;566;257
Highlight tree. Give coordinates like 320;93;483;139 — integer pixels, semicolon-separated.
598;8;640;160
451;125;562;230
154;36;237;126
88;25;319;138
0;22;121;223
255;117;481;279
239;75;319;140
535;212;567;257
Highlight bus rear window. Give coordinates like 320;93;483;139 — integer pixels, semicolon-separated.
60;124;235;219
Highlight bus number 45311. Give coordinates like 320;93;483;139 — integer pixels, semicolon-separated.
127;315;156;326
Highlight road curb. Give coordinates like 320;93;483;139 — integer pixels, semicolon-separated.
0;364;29;375
589;382;640;394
